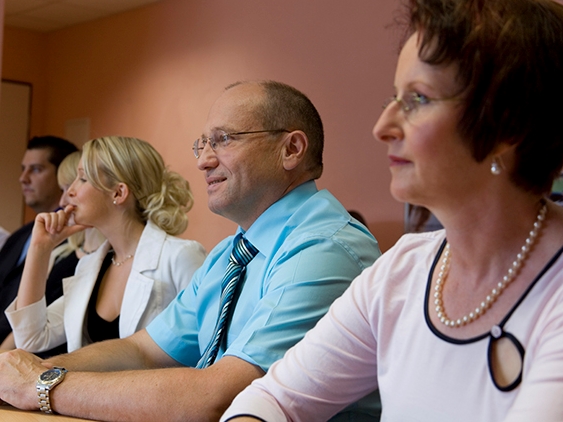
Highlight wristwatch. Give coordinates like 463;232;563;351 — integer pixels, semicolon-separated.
36;367;67;414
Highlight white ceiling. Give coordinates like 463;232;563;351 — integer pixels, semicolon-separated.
4;0;161;32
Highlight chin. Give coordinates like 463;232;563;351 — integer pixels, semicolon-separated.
389;186;410;204
207;198;229;216
72;214;86;226
390;179;423;204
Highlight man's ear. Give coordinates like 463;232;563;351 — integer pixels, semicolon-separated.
282;131;308;171
112;182;131;205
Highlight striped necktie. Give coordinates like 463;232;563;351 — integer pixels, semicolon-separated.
197;234;259;368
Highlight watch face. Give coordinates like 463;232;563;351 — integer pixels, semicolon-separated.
40;369;62;382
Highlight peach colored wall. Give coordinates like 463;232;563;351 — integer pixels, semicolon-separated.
2;27;49;140
3;0;406;252
2;26;50;224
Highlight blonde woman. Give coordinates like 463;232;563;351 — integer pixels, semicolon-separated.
53;150;105;262
5;136;206;353
0;151;104;353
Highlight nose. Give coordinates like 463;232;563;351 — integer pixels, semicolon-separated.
19;168;30;184
196;143;218;171
59;186;70;207
372;102;403;144
67;178;78;198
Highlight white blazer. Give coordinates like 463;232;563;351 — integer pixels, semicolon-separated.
6;221;206;352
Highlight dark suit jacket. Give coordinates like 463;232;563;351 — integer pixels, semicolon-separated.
0;221;77;345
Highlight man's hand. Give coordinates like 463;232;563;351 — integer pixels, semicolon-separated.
0;349;51;410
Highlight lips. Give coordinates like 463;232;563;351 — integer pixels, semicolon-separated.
206;176;226;186
388;155;411;166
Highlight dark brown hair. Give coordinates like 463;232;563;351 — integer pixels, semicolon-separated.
27;136;78;169
406;0;563;194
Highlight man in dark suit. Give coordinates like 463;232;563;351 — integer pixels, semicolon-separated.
0;136;78;344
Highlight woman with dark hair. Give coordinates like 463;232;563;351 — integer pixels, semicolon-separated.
221;0;563;420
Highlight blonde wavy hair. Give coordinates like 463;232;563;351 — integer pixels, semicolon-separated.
82;136;193;236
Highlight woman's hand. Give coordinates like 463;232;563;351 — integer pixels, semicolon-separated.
31;205;88;250
14;205;90;312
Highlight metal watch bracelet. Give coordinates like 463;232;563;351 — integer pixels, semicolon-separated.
37;367;68;414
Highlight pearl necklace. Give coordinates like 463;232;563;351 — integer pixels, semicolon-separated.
434;202;547;327
111;252;134;267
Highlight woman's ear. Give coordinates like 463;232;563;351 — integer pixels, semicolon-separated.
492;141;517;157
282;131;308;171
112;183;130;205
489;141;518;174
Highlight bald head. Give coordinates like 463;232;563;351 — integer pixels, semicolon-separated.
225;81;324;179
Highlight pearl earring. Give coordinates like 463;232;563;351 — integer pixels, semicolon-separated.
491;157;502;175
113;200;117;205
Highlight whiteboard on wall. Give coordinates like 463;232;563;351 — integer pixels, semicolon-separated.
0;80;31;233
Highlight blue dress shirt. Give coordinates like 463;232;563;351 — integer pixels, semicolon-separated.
147;181;380;371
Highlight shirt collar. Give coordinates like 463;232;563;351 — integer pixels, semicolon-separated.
240;180;318;258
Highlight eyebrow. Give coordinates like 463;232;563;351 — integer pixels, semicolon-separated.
22;163;46;170
208;126;237;134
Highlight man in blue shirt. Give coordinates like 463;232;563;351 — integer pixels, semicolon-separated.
0;81;380;420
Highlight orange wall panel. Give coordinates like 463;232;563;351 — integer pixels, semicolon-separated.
3;0;405;252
